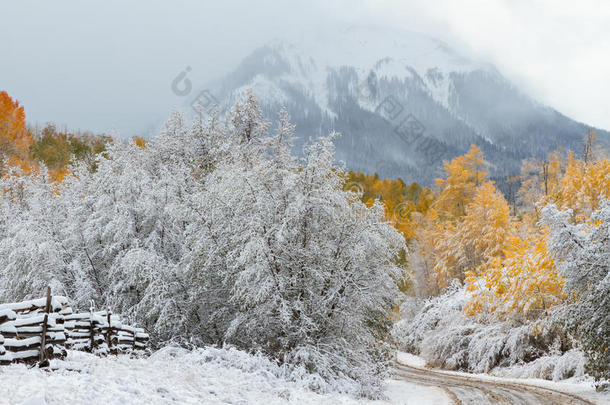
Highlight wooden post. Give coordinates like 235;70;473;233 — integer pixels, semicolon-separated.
89;317;94;353
89;301;95;353
106;310;112;350
39;286;52;364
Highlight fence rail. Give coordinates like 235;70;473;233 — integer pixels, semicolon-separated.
0;287;149;366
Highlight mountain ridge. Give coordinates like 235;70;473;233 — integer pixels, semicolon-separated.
193;26;609;185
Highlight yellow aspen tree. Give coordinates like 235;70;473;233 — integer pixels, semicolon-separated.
518;151;564;227
429;218;460;288
584;159;610;211
434;145;487;221
465;233;565;317
460;181;511;264
559;151;587;221
538;152;564;205
433;181;510;287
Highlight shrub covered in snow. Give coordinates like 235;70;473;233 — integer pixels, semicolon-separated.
490;349;586;380
393;287;585;380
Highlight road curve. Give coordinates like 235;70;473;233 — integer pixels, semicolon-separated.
395;362;596;405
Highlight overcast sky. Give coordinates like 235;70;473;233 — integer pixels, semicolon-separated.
2;0;609;136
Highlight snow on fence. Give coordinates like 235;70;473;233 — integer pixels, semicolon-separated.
0;287;149;366
63;310;148;355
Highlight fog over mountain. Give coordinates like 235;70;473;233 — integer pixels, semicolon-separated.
195;26;608;185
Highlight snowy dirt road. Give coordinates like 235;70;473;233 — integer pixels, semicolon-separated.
394;362;595;405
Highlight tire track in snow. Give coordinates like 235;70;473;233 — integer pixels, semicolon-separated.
394;362;595;405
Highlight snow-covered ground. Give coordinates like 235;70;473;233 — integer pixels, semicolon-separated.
5;348;606;405
0;348;449;405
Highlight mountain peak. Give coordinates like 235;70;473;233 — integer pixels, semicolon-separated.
264;25;489;76
202;28;605;186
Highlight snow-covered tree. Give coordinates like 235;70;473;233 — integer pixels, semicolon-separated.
0;111;207;340
543;201;610;381
187;95;406;395
0;168;72;299
0;93;406;396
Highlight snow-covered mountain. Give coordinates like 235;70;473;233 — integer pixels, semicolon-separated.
201;26;608;185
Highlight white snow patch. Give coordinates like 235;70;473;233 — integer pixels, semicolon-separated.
396;351;427;368
384;378;450;405
19;398;46;405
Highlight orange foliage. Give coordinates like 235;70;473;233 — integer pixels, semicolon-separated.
133;136;147;148
0;91;33;172
345;171;433;241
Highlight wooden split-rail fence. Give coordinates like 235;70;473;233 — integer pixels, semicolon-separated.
0;287;149;366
